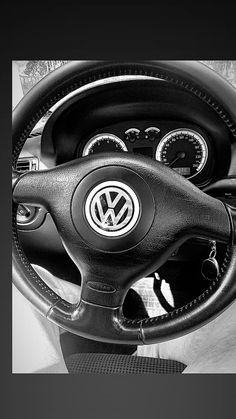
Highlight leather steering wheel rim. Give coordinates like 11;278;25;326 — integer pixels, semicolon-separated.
12;61;236;345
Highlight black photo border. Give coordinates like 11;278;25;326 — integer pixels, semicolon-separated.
3;1;236;418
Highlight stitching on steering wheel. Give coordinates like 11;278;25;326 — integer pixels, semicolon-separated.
12;64;236;326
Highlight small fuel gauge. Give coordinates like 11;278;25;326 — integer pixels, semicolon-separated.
145;127;161;141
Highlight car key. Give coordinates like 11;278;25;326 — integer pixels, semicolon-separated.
201;240;220;281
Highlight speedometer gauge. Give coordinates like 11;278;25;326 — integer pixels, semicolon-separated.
82;133;128;156
155;129;208;179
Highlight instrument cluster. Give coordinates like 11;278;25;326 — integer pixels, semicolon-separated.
80;122;212;185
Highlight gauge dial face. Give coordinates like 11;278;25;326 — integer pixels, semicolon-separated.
155;129;208;179
82;133;128;156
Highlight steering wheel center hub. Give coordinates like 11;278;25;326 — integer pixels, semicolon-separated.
71;164;155;252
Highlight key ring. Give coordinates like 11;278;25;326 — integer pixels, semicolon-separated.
209;240;217;259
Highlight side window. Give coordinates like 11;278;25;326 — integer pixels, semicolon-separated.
15;60;71;95
12;61;70;110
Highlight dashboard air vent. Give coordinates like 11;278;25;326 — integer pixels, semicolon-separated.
16;157;39;172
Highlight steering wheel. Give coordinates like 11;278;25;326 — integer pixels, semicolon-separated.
12;61;236;345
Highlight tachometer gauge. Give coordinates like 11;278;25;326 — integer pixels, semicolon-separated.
82;133;128;156
155;129;208;179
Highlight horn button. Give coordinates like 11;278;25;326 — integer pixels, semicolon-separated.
71;166;155;252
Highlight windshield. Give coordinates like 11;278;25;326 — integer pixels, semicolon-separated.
14;60;236;96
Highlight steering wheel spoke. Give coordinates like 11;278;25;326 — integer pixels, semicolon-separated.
183;193;231;244
48;296;142;344
12;168;58;208
196;197;231;243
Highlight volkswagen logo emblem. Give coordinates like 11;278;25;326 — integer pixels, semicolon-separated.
85;181;140;237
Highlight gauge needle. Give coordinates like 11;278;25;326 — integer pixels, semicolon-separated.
168;151;186;167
